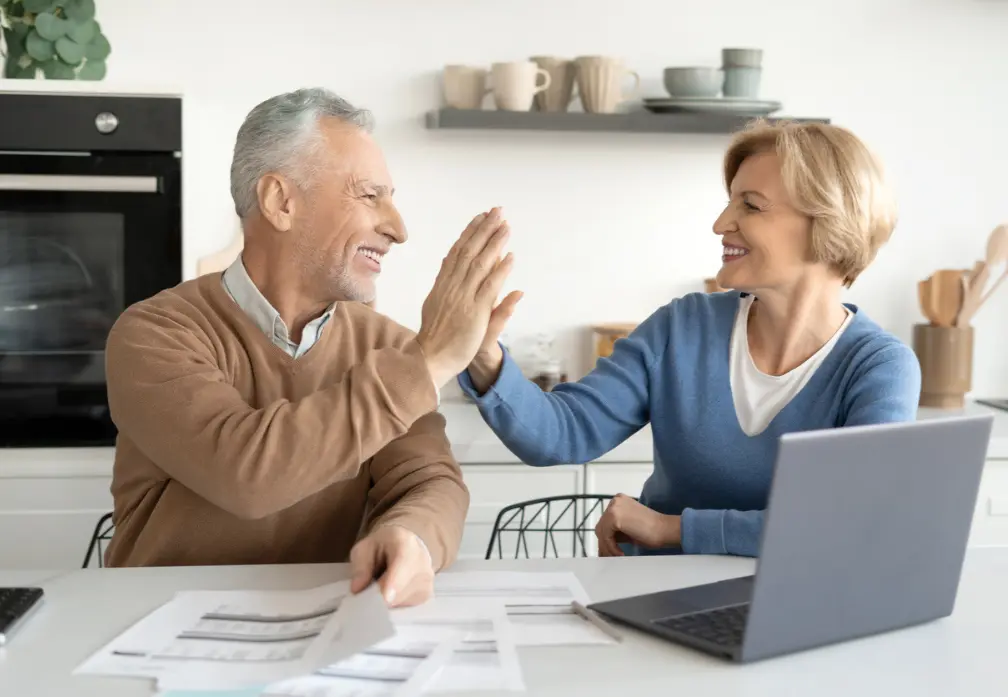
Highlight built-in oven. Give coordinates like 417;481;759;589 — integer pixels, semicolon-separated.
0;91;182;448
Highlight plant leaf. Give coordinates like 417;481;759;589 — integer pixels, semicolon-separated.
66;17;96;44
84;30;109;60
12;62;39;79
22;0;57;13
34;11;67;41
64;0;95;22
25;29;55;61
77;57;105;80
41;58;75;79
54;35;85;64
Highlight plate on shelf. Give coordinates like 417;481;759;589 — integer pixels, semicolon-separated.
642;97;782;115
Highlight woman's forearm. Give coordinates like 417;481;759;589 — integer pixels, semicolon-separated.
466;344;504;395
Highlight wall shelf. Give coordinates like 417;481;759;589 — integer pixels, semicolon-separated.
425;108;830;135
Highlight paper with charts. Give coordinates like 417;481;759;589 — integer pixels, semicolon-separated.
75;580;394;691
78;570;614;695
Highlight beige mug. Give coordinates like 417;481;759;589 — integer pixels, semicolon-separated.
490;61;552;111
530;56;579;112
442;65;489;109
574;55;640;114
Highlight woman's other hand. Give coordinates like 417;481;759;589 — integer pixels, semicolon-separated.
595;494;681;556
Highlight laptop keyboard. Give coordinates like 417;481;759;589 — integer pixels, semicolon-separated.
653;603;750;647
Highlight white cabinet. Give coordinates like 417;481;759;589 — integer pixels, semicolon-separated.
584;462;654;498
968;459;1008;548
0;448;114;569
459;464;582;561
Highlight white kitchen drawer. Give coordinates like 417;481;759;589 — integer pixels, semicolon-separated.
584;462;654;498
458;464;583;560
0;472;113;569
968;459;1008;547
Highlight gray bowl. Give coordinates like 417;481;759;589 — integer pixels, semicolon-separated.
663;67;723;98
722;47;763;68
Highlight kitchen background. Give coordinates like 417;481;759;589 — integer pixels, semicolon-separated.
86;0;1008;390
2;0;1008;568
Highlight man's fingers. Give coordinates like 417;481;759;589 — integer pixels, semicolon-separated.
376;551;415;606
349;539;377;594
455;209;505;271
440;212;489;276
464;222;510;287
477;253;514;306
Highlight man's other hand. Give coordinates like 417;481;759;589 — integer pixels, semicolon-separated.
349;525;434;608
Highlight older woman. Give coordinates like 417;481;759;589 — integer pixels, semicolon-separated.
459;119;921;558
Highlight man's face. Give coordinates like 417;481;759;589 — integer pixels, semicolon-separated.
292;118;406;304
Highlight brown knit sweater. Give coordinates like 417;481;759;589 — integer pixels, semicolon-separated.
103;273;468;568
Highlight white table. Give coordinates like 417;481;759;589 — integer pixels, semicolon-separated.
2;551;1007;696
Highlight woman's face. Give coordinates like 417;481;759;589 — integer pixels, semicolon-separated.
712;150;815;293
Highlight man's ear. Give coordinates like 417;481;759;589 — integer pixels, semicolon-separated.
256;173;297;232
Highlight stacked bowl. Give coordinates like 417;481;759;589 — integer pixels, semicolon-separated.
721;47;762;98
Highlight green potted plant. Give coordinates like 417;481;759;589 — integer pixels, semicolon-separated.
0;0;110;80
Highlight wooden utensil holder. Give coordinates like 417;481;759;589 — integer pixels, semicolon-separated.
912;323;973;409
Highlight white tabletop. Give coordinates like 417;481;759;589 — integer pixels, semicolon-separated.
2;550;1008;696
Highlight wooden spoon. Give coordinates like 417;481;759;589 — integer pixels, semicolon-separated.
928;269;965;327
918;277;939;324
976;224;1008;309
955;261;986;327
957;224;1008;326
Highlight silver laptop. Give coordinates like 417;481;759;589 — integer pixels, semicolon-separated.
588;414;994;663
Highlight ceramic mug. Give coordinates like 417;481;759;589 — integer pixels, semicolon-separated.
574;56;640;114
530;56;579;112
442;65;490;109
490;61;552;111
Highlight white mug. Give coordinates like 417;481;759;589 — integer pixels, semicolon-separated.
490;61;552;111
442;65;489;109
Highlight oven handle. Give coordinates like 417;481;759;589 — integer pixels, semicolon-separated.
0;174;158;193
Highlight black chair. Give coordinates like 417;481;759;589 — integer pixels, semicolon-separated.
82;511;114;568
485;494;615;559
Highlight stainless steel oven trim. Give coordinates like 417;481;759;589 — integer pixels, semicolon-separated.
0;174;158;193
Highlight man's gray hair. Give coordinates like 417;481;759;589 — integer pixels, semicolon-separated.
229;87;374;218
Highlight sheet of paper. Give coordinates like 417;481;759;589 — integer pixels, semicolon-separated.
77;581;394;692
431;571;615;646
262;627;457;697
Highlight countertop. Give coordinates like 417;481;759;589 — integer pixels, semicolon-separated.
3;550;1008;696
2;401;1006;477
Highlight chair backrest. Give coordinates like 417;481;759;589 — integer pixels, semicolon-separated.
485;494;614;560
82;511;115;568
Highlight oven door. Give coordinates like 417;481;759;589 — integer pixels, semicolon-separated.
0;152;181;447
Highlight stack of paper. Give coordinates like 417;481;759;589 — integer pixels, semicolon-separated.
74;571;618;697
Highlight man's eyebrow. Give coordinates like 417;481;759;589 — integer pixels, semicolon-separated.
358;180;394;196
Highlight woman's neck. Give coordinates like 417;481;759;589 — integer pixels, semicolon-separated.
746;279;849;376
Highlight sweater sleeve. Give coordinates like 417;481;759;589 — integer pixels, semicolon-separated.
363;411;469;571
457;307;670;465
680;340;922;556
105;306;439;520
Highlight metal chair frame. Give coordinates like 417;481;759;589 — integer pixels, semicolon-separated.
82;511;114;569
485;494;614;559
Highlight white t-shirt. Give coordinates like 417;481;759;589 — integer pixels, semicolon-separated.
729;294;853;436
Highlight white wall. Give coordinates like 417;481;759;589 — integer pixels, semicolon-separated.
91;0;1007;391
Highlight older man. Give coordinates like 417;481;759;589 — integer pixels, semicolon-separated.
103;87;519;607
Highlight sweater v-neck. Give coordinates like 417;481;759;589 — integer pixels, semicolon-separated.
201;272;341;373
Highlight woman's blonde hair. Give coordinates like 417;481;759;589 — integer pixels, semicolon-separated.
723;119;897;287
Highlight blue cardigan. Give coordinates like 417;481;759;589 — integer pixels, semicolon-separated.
458;292;921;557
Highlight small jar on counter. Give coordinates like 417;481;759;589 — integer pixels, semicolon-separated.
532;357;568;392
